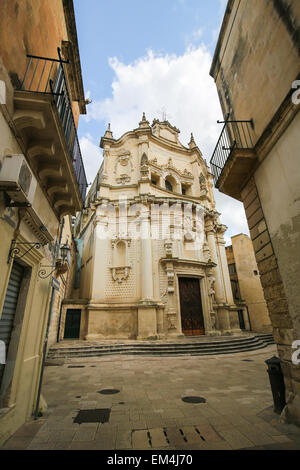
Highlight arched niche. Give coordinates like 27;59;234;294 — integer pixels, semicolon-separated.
111;237;131;283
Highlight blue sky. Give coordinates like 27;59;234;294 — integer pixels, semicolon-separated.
73;0;249;243
75;0;226;141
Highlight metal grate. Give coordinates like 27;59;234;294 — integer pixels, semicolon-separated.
73;408;111;424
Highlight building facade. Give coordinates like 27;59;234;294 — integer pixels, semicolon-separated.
0;0;87;445
64;116;241;341
226;233;272;333
210;0;300;425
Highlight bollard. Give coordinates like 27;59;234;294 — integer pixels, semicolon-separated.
265;356;286;414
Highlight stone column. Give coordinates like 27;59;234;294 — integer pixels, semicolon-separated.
137;208;157;339
216;225;241;334
205;218;231;334
90;214;110;301
140;210;153;300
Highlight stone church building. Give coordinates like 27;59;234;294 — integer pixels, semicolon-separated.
64;115;241;340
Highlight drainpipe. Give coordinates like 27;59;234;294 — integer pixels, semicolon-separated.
34;219;64;419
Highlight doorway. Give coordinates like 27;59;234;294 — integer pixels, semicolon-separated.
64;309;81;339
178;277;205;336
238;310;246;330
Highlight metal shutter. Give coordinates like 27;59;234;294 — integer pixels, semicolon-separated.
0;262;24;386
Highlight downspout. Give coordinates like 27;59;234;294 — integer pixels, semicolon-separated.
34;218;64;419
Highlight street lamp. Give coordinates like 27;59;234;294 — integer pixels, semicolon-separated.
60;242;70;263
38;241;71;278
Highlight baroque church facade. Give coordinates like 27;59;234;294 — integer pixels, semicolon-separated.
65;115;241;340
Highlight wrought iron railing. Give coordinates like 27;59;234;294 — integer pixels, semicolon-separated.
210;115;255;186
19;48;88;202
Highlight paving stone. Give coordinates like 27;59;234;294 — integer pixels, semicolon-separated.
2;437;33;450
115;429;132;449
217;427;254;449
4;346;300;451
132;430;151;450
235;423;276;446
46;429;77;442
149;427;168;448
179;426;204;445
73;428;96;442
164;427;185;447
197;423;223;442
271;435;292;443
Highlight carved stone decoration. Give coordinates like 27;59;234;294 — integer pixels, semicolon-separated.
111;266;131;284
116;175;131;184
207;274;217;329
167;313;177;330
114;152;133;185
210;312;217;330
199;173;207;190
203;241;211;262
164;239;173;259
208;275;216;303
199;173;208;200
140;152;149;178
111;235;131;248
183;168;193;177
110;235;131;283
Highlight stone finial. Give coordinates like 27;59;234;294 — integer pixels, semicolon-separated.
189;132;197;149
139;112;150;128
104;122;113;139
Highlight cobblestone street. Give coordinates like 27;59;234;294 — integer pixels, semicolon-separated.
2;345;300;450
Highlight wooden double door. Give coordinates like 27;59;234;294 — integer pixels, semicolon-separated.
178;277;205;336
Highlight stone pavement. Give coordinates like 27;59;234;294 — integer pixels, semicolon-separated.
2;344;300;450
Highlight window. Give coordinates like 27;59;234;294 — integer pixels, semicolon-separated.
151;173;159;186
253;270;258;276
231;280;241;300
182;186;186;195
228;263;237;275
165;179;173;192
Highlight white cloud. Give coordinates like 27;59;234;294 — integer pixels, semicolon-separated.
83;44;249;243
79;133;103;184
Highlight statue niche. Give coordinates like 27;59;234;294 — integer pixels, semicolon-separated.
110;237;131;283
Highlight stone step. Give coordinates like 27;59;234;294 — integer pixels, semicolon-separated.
48;336;264;354
49;333;274;351
47;334;275;359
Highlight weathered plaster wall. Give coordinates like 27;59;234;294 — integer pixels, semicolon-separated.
231;234;272;332
211;0;300;145
255;111;300;341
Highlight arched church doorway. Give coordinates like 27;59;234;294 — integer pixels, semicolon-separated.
178;277;205;336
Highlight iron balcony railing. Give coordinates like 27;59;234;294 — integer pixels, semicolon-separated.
210;115;255;186
19;47;88;202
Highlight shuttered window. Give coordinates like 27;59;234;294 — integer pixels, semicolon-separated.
0;262;24;386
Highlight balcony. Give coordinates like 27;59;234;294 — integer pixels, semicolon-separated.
12;48;88;217
210;117;257;201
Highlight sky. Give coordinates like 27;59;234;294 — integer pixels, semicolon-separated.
73;0;249;245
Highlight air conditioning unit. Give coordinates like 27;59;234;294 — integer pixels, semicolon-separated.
0;154;37;205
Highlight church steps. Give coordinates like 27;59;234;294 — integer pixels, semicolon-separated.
48;334;274;359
